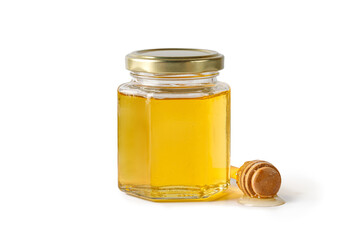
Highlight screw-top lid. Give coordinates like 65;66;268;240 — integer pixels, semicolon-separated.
126;48;224;74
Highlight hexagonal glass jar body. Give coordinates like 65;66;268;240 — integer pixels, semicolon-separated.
118;71;230;201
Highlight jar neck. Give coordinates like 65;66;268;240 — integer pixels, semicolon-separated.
130;71;218;87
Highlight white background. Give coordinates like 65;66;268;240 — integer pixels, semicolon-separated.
0;0;359;239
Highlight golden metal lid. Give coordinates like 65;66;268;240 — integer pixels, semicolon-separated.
126;48;224;74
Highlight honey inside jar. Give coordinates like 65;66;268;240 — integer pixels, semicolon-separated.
118;90;230;200
118;48;230;201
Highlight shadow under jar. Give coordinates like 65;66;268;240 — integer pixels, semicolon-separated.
118;48;230;201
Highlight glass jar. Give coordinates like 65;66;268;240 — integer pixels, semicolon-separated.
118;48;230;201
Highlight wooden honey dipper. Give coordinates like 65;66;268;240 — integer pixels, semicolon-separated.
230;160;281;198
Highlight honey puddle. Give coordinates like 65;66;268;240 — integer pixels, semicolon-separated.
218;184;285;207
237;195;285;207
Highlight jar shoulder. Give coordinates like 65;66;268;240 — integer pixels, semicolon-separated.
118;81;230;99
215;81;231;92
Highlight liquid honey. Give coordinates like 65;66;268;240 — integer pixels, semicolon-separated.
118;90;230;201
237;195;285;207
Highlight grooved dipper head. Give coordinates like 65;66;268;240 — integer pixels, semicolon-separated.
236;160;281;198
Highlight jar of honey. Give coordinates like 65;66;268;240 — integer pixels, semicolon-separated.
118;48;230;201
